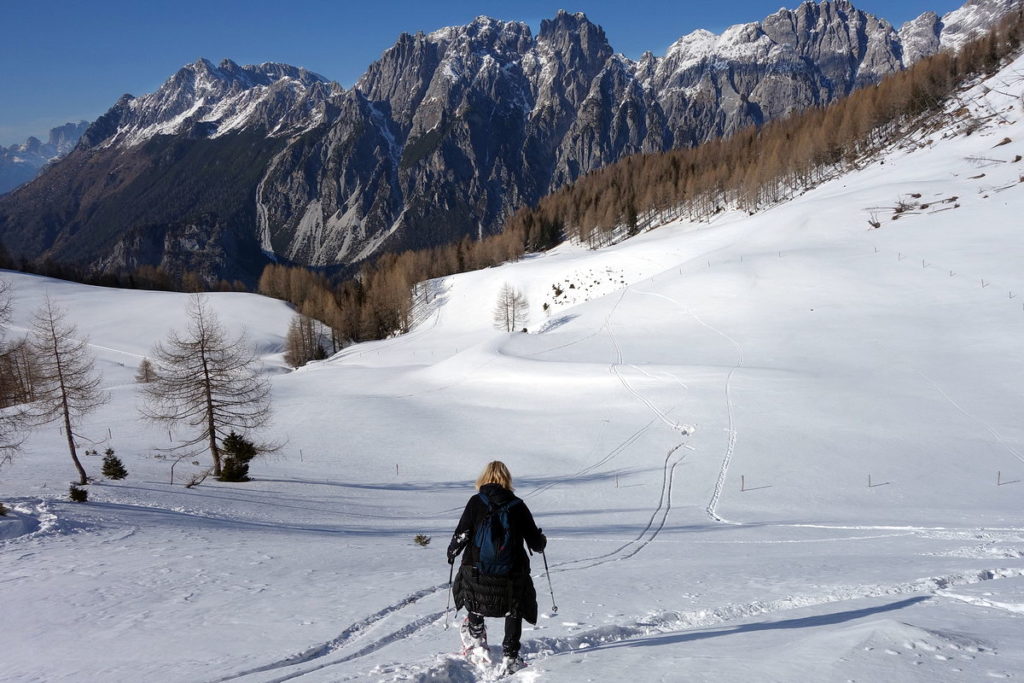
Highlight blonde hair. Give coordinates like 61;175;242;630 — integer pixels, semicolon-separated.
476;460;513;490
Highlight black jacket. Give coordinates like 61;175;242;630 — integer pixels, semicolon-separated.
447;484;547;623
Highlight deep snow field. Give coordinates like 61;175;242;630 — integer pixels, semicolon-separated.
3;56;1024;683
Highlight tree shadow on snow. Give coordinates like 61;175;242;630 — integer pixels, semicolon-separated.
256;477;472;493
86;500;437;537
518;466;650;492
585;597;929;652
536;314;579;333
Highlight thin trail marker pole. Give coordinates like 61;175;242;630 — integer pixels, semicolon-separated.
542;551;558;615
444;562;455;629
741;475;745;492
998;471;1002;486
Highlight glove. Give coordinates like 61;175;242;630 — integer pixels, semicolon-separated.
447;530;468;564
535;529;547;553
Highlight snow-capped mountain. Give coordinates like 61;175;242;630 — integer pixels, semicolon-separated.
939;0;1021;51
0;121;89;195
0;0;1018;284
2;43;1024;682
81;58;339;149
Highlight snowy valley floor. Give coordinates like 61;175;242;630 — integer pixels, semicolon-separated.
3;57;1024;682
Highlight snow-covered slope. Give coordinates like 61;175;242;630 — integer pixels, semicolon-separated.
2;52;1024;682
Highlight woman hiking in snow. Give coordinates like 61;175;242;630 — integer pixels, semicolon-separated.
447;460;547;676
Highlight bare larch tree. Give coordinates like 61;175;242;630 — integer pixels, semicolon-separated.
493;282;529;332
0;279;32;467
141;295;271;477
284;314;326;368
29;296;108;484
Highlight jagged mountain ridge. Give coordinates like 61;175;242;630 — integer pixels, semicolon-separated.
0;0;1016;283
0;121;89;195
82;58;338;149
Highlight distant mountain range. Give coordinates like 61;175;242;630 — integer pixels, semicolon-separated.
0;0;1016;284
0;121;89;195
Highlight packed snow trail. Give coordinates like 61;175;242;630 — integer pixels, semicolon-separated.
390;567;1024;681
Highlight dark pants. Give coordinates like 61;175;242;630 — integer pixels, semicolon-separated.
467;611;522;657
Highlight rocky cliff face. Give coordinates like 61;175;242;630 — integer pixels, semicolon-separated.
0;0;1016;283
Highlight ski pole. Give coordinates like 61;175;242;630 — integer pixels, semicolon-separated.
444;561;455;629
542;551;558;615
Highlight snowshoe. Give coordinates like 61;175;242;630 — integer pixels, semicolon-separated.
496;654;526;677
459;617;490;669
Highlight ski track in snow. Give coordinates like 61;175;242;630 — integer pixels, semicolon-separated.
630;288;745;525
217;286;703;681
215;586;448;681
521;416;657;501
552;442;687;572
521;284;671;501
543;285;694;571
914;368;1024;466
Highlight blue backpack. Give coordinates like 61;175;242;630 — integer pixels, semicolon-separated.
474;492;521;576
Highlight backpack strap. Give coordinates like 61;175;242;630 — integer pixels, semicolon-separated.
478;492;521;514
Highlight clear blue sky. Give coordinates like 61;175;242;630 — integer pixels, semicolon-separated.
0;0;966;146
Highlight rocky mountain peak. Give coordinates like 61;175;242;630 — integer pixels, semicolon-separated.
940;0;1019;51
900;11;942;64
538;10;613;70
77;58;333;149
2;0;1020;282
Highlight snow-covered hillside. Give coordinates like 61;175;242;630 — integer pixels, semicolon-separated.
2;54;1024;682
